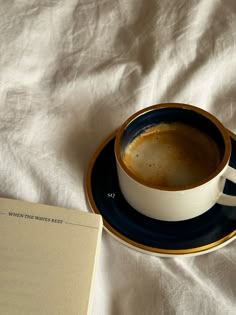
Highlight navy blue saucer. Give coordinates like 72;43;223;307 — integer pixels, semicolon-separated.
86;131;236;256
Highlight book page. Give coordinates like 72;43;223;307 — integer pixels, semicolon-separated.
0;198;102;315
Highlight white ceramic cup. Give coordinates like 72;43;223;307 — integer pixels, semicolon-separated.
115;103;236;221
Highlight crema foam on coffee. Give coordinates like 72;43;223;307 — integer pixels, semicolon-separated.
122;123;221;187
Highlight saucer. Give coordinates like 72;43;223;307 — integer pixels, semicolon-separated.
86;130;236;257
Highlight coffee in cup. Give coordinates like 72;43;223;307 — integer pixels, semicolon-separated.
115;103;236;221
122;122;221;188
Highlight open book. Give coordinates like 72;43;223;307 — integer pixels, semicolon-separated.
0;198;103;315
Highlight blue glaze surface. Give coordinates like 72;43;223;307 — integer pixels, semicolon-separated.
89;135;236;251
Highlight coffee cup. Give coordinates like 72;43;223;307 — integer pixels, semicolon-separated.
114;103;236;221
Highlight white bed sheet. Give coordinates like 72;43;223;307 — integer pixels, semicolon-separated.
0;1;235;314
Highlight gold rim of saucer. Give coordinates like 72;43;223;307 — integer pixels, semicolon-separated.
115;103;232;191
85;129;236;255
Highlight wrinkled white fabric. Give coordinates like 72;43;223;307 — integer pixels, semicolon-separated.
0;1;235;314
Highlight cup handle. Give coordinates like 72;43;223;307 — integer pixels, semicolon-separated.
217;165;236;206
